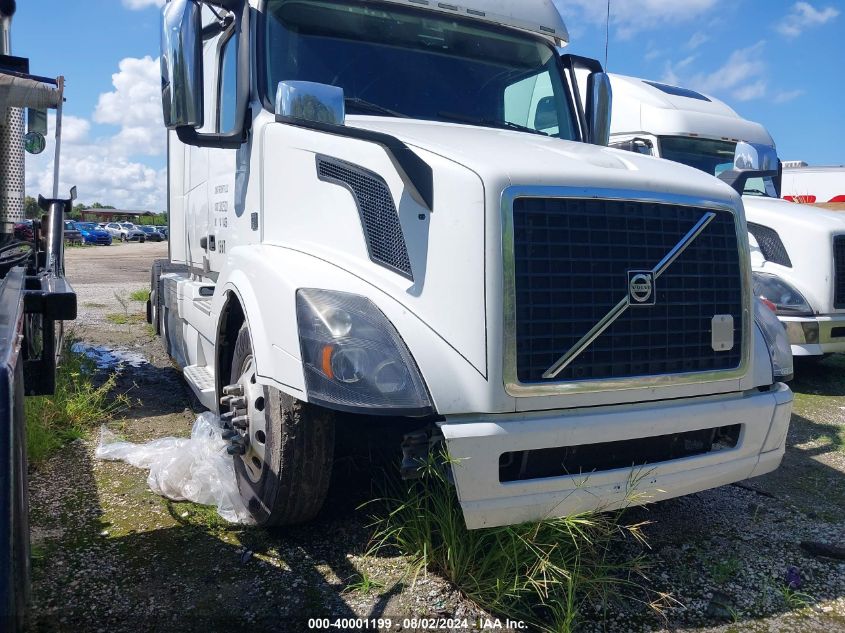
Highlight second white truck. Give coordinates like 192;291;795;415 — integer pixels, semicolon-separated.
151;0;794;529
609;73;845;358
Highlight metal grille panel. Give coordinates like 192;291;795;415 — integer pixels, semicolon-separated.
0;107;26;226
317;156;412;279
748;222;791;267
512;197;743;383
835;235;845;309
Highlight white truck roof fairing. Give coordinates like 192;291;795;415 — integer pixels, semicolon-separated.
609;73;774;147
254;0;570;44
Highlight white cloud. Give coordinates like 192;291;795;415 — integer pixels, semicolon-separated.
122;0;164;9
776;2;840;38
94;56;164;157
774;89;805;103
663;41;769;102
556;0;720;39
686;32;709;50
25;57;167;210
733;80;768;102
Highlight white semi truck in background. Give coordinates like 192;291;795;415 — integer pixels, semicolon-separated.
151;0;794;529
609;74;845;359
780;163;845;205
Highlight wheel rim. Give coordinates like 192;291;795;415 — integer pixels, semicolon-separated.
235;355;267;484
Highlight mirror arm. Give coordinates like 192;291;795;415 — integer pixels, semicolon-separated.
558;54;606;144
718;169;779;196
178;0;250;149
176;107;251;149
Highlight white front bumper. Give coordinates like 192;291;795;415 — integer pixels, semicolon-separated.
441;384;793;529
782;314;845;356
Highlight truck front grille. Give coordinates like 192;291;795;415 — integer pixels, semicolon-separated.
511;196;743;383
835;235;845;309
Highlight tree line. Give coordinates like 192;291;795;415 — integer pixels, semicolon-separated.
23;196;167;225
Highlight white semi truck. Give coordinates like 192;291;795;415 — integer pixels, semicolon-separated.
609;74;845;358
152;0;794;529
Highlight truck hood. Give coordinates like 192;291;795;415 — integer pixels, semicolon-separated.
742;195;845;314
348;116;740;204
743;195;845;232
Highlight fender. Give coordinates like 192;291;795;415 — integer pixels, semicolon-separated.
212;243;504;415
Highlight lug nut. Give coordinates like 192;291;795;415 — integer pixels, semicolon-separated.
222;429;239;441
232;415;249;430
226;436;248;455
223;384;244;396
228;396;247;409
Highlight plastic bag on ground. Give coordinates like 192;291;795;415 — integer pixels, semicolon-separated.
95;412;254;525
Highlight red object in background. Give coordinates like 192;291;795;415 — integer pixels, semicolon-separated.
783;195;817;204
829;195;845;203
13;222;33;242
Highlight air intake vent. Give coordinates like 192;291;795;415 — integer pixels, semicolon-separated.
834;235;845;309
317;156;412;280
748;222;792;267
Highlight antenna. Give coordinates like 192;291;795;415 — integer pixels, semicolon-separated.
604;0;611;69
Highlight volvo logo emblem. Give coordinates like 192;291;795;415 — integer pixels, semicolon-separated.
628;271;655;305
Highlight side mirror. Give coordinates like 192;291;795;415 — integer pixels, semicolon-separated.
275;81;345;126
585;72;612;146
559;54;612;146
160;0;203;130
718;141;781;197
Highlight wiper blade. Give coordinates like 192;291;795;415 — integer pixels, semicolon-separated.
437;111;550;136
744;189;769;196
344;98;408;118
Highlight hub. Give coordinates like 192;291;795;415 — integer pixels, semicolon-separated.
221;356;267;483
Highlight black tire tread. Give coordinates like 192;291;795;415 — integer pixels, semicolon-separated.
230;324;334;526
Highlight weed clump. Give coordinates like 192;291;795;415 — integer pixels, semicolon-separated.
370;452;665;632
25;336;129;463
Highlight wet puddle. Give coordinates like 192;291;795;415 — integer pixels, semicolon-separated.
72;343;149;369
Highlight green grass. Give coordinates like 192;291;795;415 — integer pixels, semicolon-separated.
368;452;661;633
711;556;741;584
344;569;386;595
106;313;145;325
25;336;129;463
128;288;150;302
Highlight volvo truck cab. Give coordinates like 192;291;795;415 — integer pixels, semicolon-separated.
609;73;845;359
152;0;793;529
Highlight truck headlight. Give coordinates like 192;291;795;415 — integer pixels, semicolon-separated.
296;289;433;415
752;272;813;316
755;298;794;382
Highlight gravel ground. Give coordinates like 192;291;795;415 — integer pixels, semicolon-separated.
26;242;845;632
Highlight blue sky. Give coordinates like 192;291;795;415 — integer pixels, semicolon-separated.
11;0;844;210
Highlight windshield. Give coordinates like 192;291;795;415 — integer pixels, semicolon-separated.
264;0;578;139
64;221;77;229
121;223;135;229
77;223;95;230
659;136;778;197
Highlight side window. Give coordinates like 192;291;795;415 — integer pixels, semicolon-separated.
218;32;239;134
504;72;559;135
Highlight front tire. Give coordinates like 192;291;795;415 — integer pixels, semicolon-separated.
228;324;335;526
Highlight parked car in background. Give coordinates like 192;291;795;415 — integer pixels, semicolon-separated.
13;219;33;242
75;222;113;246
139;225;164;242
64;220;84;245
154;225;168;239
101;222;146;242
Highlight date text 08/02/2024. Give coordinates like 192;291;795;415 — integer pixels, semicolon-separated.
307;618;529;630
